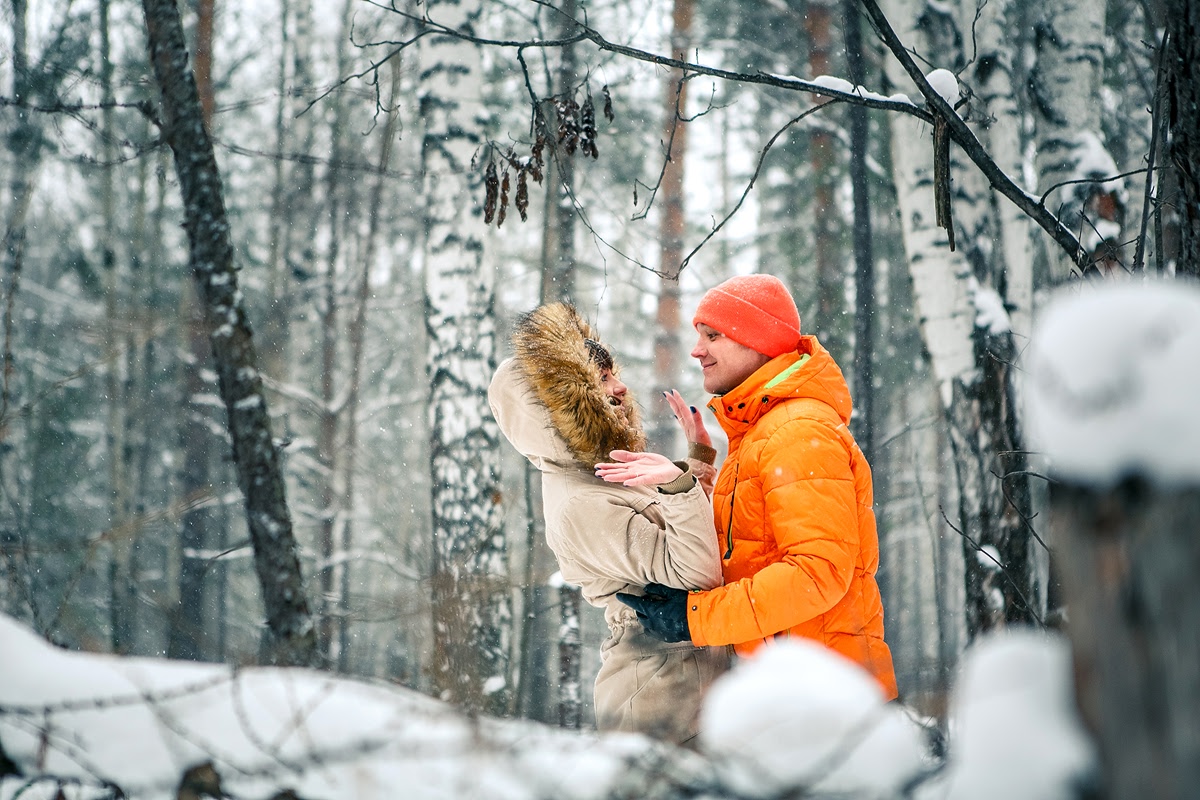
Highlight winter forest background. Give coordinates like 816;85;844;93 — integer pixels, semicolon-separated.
2;0;1199;797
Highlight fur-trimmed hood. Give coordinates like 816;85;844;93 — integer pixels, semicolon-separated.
489;303;645;471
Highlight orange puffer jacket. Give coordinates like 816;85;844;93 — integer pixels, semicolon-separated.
686;335;898;699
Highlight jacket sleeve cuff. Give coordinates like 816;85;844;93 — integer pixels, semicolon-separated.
656;461;698;495
687;442;718;465
686;600;708;646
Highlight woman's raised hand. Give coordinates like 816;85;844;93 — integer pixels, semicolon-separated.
664;390;711;448
594;450;683;487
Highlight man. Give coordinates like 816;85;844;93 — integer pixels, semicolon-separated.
611;274;898;699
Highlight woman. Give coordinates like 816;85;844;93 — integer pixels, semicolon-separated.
488;303;729;746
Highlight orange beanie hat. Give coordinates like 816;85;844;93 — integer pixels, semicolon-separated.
693;274;801;358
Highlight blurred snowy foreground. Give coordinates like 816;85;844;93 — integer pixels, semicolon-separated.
1;612;1094;800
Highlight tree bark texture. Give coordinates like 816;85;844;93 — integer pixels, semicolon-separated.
1164;0;1200;276
168;0;218;665
842;0;875;461
807;0;848;363
648;0;692;459
421;0;513;716
880;0;1039;641
1029;0;1108;278
141;0;316;667
315;0;354;666
557;584;582;730
538;0;579;306
1052;483;1200;800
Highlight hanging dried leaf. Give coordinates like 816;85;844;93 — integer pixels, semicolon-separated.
557;96;580;156
483;160;499;224
581;94;598;159
532;133;545;169
515;168;529;221
498;168;510;227
602;84;615;122
633;183;638;207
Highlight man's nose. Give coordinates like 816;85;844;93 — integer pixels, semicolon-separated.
690;339;705;359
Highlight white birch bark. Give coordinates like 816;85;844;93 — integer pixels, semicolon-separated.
1030;0;1110;278
881;0;1041;641
420;0;512;715
958;0;1034;339
880;0;975;407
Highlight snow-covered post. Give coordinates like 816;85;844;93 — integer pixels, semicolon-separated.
1027;280;1200;799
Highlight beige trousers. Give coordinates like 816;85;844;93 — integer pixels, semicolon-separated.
593;623;732;746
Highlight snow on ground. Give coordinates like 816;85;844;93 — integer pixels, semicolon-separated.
1025;279;1200;486
2;619;1097;799
0;614;689;800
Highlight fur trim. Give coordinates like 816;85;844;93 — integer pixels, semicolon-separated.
512;304;645;467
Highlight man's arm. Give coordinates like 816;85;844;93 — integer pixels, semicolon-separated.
688;418;859;647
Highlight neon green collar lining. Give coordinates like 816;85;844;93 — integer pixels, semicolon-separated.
764;353;811;390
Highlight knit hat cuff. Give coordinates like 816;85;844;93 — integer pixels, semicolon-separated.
693;278;801;358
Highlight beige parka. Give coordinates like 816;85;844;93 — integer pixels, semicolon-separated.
488;303;728;745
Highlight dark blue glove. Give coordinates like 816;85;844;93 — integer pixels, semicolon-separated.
616;583;692;642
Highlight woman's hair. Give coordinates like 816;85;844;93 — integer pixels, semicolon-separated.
583;338;613;371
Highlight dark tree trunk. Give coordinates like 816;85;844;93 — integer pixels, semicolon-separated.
1163;0;1200;276
141;0;316;667
843;0;875;461
808;0;848;362
953;329;1038;640
649;0;693;458
168;0;217;663
537;0;579;306
1052;483;1200;800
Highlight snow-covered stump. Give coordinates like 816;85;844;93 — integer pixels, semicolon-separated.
1027;280;1200;800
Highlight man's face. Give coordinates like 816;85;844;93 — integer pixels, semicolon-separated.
690;323;772;396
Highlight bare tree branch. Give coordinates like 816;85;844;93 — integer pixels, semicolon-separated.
857;0;1089;268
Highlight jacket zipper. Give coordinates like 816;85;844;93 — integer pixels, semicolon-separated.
723;464;739;560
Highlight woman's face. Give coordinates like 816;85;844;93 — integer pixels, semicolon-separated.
600;368;628;416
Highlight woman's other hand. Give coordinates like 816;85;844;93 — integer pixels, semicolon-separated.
664;390;711;448
594;450;683;487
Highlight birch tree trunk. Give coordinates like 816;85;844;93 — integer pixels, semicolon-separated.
315;0;354;666
880;0;1039;642
98;0;137;655
1029;0;1110;279
142;0;316;667
336;57;403;673
558;584;582;730
421;0;512;715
